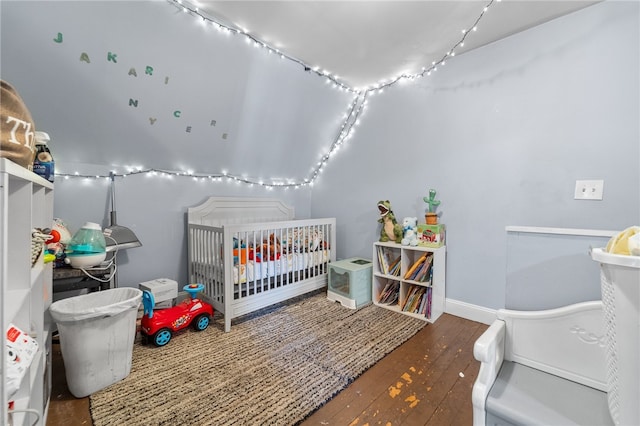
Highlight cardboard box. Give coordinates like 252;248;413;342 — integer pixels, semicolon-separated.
139;278;178;308
417;223;446;247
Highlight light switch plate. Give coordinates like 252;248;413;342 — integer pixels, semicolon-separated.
574;180;604;200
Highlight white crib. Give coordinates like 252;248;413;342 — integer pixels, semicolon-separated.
187;197;336;332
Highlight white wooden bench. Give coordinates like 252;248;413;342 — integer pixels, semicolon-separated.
472;301;614;426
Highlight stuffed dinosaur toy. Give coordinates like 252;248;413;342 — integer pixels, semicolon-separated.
377;200;403;243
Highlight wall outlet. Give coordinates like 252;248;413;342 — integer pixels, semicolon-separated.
574;180;604;200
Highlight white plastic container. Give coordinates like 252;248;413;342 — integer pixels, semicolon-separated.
591;248;640;426
139;278;178;308
49;287;142;397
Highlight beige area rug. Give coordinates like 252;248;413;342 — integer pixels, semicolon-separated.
90;291;426;425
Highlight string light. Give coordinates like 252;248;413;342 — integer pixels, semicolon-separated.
60;0;499;188
167;0;355;93
56;93;365;189
361;0;499;94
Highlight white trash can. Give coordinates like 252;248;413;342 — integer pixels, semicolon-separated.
591;248;640;426
49;287;142;398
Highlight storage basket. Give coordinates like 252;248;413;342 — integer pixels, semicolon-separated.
31;228;51;267
591;248;640;426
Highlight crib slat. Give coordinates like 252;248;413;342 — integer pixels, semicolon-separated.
189;217;336;331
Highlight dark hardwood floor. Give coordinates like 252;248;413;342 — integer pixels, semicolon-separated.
47;313;487;426
301;313;487;426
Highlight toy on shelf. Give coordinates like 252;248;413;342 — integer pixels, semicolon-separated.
140;283;214;347
401;217;419;246
47;218;73;267
423;189;441;225
377;200;403;243
419;189;445;247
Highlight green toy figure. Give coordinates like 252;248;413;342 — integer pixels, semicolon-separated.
377;200;403;243
423;189;441;224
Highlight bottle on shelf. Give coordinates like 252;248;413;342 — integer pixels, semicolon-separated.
33;131;54;183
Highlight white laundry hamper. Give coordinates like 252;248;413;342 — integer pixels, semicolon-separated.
49;287;142;398
591;248;640;426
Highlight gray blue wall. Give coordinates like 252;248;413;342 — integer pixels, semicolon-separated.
311;1;640;311
1;1;350;286
2;1;638;314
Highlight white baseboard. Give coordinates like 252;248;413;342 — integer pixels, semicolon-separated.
445;298;496;325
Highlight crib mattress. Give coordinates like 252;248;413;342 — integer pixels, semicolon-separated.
233;250;330;284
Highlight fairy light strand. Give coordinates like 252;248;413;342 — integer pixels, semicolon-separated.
167;0;355;93
59;0;499;187
55;92;367;189
362;0;500;93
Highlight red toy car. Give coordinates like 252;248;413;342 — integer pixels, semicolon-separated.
140;283;214;347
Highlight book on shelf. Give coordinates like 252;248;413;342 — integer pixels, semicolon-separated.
377;246;401;276
378;280;400;305
412;254;433;282
400;284;435;316
403;253;428;279
376;246;387;273
404;253;433;282
388;256;401;276
401;284;426;312
418;291;428;315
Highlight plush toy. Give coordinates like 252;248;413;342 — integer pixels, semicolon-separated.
269;234;281;255
233;237;246;249
423;188;441;224
50;218;72;245
606;226;640;256
255;233;282;260
377;200;403;243
46;218;73;267
423;189;441;213
308;230;321;251
401;217;419;246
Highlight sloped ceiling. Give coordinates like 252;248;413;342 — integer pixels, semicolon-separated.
191;0;600;89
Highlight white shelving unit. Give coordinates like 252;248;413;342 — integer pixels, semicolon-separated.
372;241;446;323
1;158;53;426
